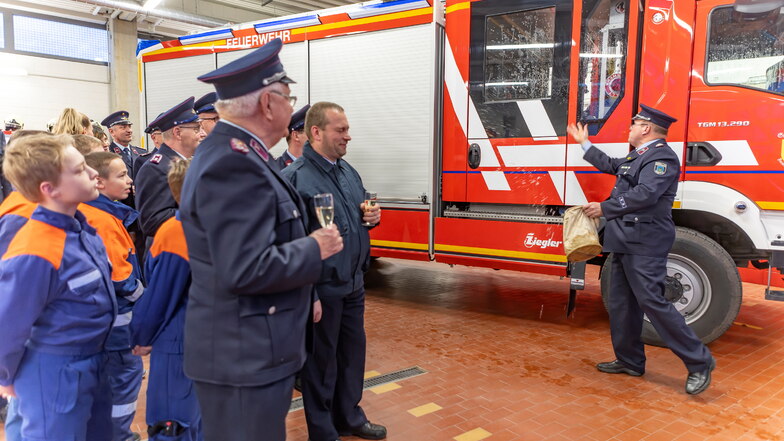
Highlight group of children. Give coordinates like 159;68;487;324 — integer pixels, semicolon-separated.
0;130;201;441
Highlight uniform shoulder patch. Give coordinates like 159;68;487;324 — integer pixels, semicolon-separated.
150;154;163;164
230;138;249;154
636;146;649;155
249;139;269;161
653;161;667;175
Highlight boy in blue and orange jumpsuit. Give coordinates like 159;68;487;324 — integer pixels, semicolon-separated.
83;151;146;441
131;158;202;441
0;133;116;441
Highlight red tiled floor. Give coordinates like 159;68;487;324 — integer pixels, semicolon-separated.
3;257;784;440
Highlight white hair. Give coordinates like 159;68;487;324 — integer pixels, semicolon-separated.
215;88;264;119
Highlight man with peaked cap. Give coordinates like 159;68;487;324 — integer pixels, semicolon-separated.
567;104;715;395
194;92;220;140
274;103;310;170
133;112;165;175
136;97;200;242
102;111;146;180
179;38;343;441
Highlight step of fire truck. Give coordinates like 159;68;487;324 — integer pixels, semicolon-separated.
765;247;784;301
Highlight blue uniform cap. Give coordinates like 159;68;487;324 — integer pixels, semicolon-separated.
194;92;218;114
144;112;166;134
101;110;132;128
197;38;295;100
155;97;198;132
289;104;310;132
633;104;677;129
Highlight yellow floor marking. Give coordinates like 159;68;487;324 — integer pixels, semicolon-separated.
369;382;401;394
364;370;381;379
454;428;492;441
734;321;763;330
407;402;442;417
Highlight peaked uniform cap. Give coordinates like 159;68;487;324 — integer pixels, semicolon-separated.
633;104;677;129
197;38;295;100
145;112;166;134
289;104;310;132
194;92;218;114
155;97;198;132
101;111;132;128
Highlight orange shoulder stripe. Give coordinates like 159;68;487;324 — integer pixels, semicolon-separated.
0;191;36;219
3;218;66;269
80;204;135;281
150;217;189;262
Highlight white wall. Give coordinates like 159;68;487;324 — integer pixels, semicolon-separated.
0;52;110;134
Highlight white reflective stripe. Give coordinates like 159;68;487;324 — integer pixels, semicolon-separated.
516;100;558;140
548;171;565;203
709;140;758;166
111;401;137;418
67;269;101;291
113;311;132;327
467;97;487;139
474;139;500;167
444;35;469;136
566;142;631;166
124;281;144;302
481;171;511;191
498;144;566;167
564;171;589;206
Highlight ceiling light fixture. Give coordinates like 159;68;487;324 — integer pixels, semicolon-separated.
143;0;163;10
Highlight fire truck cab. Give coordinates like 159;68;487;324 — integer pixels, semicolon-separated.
138;0;784;345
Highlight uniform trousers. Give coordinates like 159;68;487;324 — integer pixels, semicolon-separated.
609;253;713;373
14;350;112;441
193;375;295;441
302;288;368;441
107;349;143;441
4;397;21;441
147;350;202;441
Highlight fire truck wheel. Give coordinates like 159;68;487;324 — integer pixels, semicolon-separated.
600;227;742;347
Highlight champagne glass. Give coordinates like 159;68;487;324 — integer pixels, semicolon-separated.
362;191;377;227
313;193;334;228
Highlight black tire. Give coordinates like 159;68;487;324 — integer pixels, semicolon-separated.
600;227;742;346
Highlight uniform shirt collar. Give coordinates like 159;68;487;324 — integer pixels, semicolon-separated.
85;193;140;227
219;119;270;154
635;138;660;153
32;205;94;233
303;143;339;171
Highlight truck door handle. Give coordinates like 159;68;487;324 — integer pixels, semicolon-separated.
468;143;481;169
686;142;723;166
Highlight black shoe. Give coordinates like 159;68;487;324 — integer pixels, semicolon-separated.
596;360;643;377
686;357;716;395
342;421;387;440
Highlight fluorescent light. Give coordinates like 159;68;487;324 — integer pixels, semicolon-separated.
143;0;163;10
486;43;555;50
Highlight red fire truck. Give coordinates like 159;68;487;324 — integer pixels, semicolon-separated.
137;0;784;345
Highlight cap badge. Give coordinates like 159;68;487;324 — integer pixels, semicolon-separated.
230;138;249;154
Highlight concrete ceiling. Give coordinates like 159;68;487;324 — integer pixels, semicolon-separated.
0;0;361;37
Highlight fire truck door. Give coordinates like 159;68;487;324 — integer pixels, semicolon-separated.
686;0;784;209
463;0;573;205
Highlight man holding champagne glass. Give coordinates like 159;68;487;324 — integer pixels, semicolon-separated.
282;102;385;441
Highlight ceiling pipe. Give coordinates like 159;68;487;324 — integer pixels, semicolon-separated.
72;0;229;28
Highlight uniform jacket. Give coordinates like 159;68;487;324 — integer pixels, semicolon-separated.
0;206;117;386
131;213;191;355
136;143;180;238
583;139;680;258
274;150;295;170
179;121;321;387
81;194;144;351
109;142;147;180
282;143;372;297
0;192;36;255
133;148;157;178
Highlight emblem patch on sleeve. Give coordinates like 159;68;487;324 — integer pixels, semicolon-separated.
230;138;249;154
653;161;667;175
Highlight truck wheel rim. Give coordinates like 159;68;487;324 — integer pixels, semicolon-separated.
644;254;711;325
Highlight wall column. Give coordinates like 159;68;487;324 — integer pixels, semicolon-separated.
109;18;140;146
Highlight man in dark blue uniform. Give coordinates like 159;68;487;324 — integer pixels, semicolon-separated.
133;114;165;174
180;38;343;441
135;98;200;241
567;104;715;395
194;92;220;139
274;104;309;170
282;102;385;441
101;111;147;180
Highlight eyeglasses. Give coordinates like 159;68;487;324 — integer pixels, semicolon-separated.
178;124;201;132
269;90;297;107
199;116;219;123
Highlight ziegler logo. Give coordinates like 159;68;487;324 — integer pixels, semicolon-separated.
524;233;563;249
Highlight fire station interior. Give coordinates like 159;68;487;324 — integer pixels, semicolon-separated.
2;0;784;440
